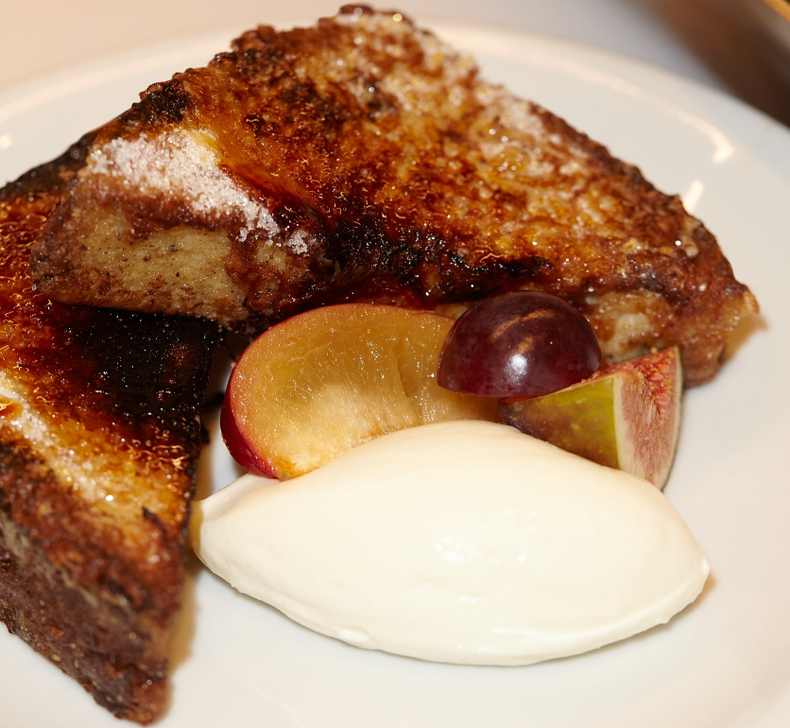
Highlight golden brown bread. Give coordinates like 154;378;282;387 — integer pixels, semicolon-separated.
0;137;220;723
29;6;756;385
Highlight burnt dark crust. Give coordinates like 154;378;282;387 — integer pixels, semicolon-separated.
0;447;169;721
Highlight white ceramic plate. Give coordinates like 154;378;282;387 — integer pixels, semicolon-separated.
1;20;789;728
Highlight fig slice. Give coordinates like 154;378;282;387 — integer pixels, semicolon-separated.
221;303;498;479
499;347;682;489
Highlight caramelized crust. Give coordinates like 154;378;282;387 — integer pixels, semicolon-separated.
30;6;756;385
0;140;220;723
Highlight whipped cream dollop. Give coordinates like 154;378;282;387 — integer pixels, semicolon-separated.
191;420;708;665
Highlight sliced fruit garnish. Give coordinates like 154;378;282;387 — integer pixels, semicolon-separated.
222;303;498;479
498;347;682;489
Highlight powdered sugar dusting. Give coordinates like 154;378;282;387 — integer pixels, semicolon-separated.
88;129;280;239
480;87;546;140
286;230;310;254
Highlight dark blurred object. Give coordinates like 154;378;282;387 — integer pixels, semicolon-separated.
752;0;790;84
636;0;790;128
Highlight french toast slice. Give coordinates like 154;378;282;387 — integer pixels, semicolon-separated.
0;138;220;723
30;6;756;385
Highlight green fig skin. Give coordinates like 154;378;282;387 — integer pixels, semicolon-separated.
501;377;621;469
499;347;682;489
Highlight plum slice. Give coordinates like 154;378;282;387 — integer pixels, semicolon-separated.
221;303;497;479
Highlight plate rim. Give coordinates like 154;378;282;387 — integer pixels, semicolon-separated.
1;19;788;728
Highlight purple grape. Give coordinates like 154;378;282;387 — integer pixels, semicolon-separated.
436;291;601;397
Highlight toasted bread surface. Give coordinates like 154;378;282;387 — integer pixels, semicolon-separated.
0;139;220;723
30;6;756;385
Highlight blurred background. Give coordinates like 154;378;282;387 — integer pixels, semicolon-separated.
1;0;789;127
